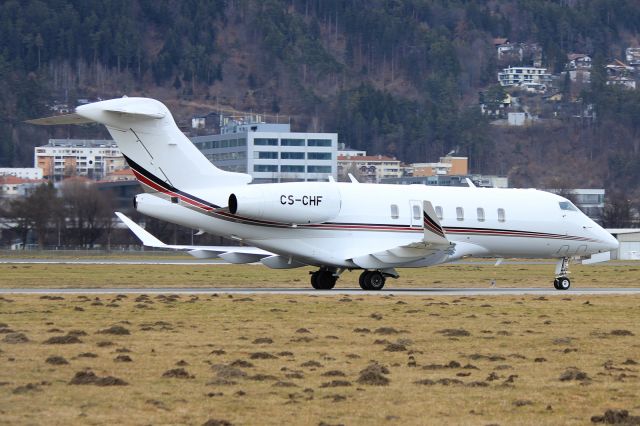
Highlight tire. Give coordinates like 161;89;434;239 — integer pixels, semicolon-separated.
557;277;571;290
553;278;560;290
314;271;336;290
310;271;321;289
359;271;371;290
366;271;386;291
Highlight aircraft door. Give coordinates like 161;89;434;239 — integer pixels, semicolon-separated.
410;200;423;228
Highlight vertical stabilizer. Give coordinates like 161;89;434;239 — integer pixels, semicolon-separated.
29;97;252;191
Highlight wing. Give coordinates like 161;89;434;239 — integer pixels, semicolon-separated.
115;212;273;263
351;201;454;269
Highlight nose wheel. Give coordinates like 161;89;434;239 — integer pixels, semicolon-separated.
553;257;571;290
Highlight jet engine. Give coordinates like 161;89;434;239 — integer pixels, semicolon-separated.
228;182;341;224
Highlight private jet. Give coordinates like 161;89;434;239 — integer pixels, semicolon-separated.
28;97;619;290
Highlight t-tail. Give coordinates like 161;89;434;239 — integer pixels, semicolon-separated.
27;97;252;201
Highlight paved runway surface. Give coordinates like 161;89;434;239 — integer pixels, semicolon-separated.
1;287;639;296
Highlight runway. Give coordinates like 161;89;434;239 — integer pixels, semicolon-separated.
1;287;639;296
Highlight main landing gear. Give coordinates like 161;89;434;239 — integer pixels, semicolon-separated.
309;269;397;291
359;270;386;291
310;269;337;290
553;257;571;290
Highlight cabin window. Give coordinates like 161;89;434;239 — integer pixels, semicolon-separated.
477;207;485;222
412;205;421;221
456;207;464;221
171;196;179;204
559;201;578;211
390;204;399;219
498;208;506;222
435;206;443;220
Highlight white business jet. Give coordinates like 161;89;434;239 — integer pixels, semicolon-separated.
29;97;619;291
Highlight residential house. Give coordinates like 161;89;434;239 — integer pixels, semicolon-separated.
498;66;552;90
625;47;640;67
337;155;401;183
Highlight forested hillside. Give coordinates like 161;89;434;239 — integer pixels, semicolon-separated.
1;0;640;204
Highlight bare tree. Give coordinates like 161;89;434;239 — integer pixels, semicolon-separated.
61;180;115;248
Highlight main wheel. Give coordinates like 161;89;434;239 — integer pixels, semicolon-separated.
312;271;336;290
359;271;370;290
553;278;560;290
310;271;321;289
359;271;386;291
556;277;571;290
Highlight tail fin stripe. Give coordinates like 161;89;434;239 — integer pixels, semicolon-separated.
124;154;220;210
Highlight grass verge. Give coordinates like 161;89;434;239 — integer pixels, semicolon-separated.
1;294;639;425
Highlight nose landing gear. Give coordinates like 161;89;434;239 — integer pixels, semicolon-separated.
553;257;571;290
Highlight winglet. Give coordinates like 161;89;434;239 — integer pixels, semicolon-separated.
115;212;167;248
465;178;477;188
422;201;449;246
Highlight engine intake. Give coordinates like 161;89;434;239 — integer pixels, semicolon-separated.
228;182;341;224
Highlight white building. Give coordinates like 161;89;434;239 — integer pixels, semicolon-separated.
337;155;402;183
498;66;552;87
0;168;43;180
191;117;337;183
607;229;640;260
35;139;126;181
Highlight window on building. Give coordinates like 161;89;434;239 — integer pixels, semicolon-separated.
477;207;485;222
280;152;305;160
307;139;332;147
307;165;332;173
307;152;332;160
498;208;506;222
254;138;278;146
254;165;278;172
391;204;399;219
456;207;464;221
435;206;443;220
255;152;278;159
281;139;305;146
281;165;305;173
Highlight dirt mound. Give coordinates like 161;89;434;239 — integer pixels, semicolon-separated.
296;328;311;334
384;343;407;352
374;327;399;335
320;380;352;388
175;360;189;366
357;364;390;386
437;328;471;337
69;370;128;386
96;341;113;347
321;370;346;377
300;360;323;368
206;378;237;386
250;352;278;360
13;383;43;394
468;353;506;362
97;326;130;335
277;351;294;357
559;367;590;382
202;419;233;426
162;368;194;379
353;328;370;333
610;329;634;337
77;352;98;358
252;337;273;344
2;332;29;344
43;334;82;344
248;374;278;381
211;364;247;379
115;355;132;362
273;381;297;387
46;356;69;365
591;409;640;424
230;360;253;368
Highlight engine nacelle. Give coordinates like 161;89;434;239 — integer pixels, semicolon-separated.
228;182;341;224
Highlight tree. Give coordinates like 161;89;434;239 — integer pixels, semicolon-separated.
61;180;115;248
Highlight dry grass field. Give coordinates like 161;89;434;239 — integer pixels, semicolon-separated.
0;261;639;289
1;292;640;425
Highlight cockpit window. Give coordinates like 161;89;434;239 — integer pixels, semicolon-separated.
559;201;578;211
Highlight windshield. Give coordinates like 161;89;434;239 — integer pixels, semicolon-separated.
559;201;579;212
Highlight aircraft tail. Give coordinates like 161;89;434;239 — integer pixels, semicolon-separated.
27;97;252;193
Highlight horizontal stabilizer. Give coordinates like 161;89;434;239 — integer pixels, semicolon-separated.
25;113;95;126
115;212;273;260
